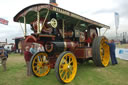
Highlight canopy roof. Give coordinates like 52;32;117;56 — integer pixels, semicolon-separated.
14;3;110;29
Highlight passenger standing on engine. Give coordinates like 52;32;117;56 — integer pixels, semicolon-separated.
24;46;32;76
105;39;118;65
29;44;37;55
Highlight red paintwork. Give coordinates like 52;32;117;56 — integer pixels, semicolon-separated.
49;56;57;68
25;35;37;43
73;47;92;59
74;48;85;58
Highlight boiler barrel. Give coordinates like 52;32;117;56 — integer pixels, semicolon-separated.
44;41;77;53
52;42;64;52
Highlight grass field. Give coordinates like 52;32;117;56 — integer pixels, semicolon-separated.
116;44;128;48
0;53;128;85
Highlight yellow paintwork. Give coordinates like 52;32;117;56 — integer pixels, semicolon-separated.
32;52;50;77
59;53;77;83
100;38;110;66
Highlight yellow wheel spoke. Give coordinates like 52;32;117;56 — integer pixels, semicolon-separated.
34;65;38;68
69;69;72;75
32;52;50;77
69;66;73;71
57;52;77;83
66;70;68;80
34;62;38;64
64;59;68;64
37;67;40;73
64;55;67;60
40;56;43;62
63;70;67;80
61;58;67;64
60;70;64;77
69;60;73;65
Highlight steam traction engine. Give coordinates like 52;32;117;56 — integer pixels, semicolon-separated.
14;1;110;83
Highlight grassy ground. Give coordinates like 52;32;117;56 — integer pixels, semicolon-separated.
0;53;128;85
116;44;128;48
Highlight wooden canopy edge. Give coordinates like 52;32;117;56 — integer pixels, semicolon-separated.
13;3;110;29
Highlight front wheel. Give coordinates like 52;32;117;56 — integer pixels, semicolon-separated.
55;51;77;83
30;52;50;77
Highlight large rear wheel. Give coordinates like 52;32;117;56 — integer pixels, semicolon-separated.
30;52;50;77
92;36;110;67
55;51;77;83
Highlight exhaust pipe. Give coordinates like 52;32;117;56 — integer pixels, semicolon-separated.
50;0;58;6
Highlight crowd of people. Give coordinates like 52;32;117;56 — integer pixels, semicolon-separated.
0;44;44;75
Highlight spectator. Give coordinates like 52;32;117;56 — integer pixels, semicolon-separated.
106;39;118;65
37;44;45;52
0;47;8;71
29;44;36;55
24;46;32;76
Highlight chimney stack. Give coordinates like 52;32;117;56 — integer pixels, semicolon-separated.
50;0;58;6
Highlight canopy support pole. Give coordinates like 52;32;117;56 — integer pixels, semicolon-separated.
62;19;65;38
99;28;101;36
103;28;108;36
24;16;27;36
37;11;40;33
40;9;49;32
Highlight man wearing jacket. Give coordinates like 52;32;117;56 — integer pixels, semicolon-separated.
0;47;8;71
106;39;118;65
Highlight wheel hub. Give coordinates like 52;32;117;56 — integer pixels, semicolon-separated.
38;62;43;67
63;64;69;70
68;65;70;68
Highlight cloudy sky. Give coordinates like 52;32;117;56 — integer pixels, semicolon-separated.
0;0;127;43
